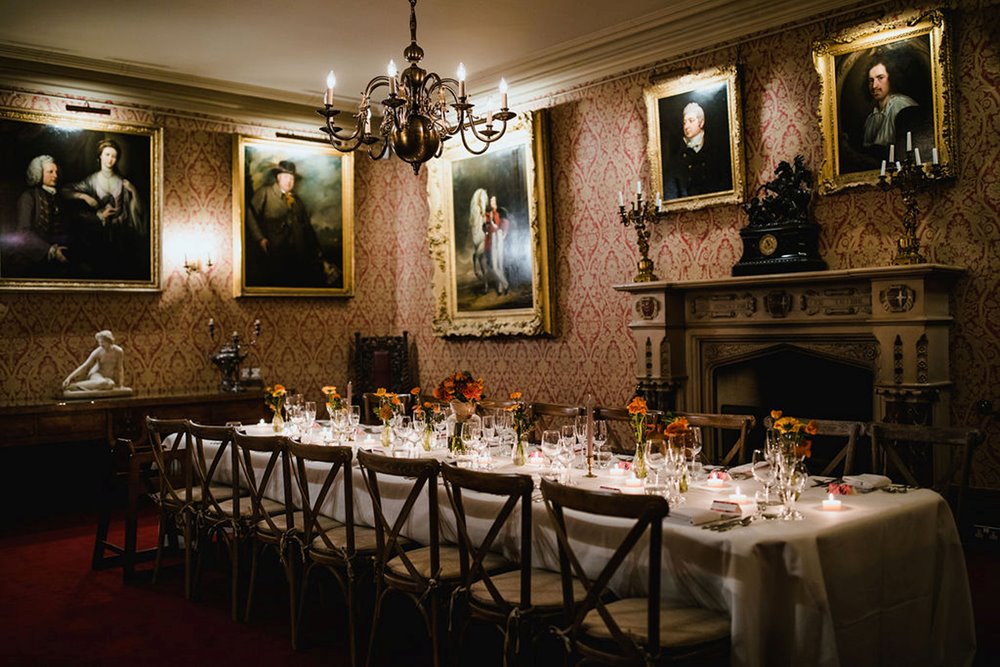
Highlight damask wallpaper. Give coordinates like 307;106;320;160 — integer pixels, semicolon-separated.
0;1;996;485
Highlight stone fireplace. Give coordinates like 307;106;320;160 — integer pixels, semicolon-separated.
615;264;964;428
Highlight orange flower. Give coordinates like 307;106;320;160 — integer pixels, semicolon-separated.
321;385;337;396
805;421;818;435
770;409;783;420
510;391;522;400
272;384;286;395
664;416;690;435
411;386;421;396
627;396;648;415
795;441;812;458
374;387;388;397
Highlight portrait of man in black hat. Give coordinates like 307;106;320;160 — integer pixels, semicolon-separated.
245;159;327;288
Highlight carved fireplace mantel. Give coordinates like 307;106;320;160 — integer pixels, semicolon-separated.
614;264;965;425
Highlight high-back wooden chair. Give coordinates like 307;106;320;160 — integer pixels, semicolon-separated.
145;416;195;598
357;451;508;667
869;422;982;526
541;479;730;665
232;432;300;648
187;421;242;619
442;464;581;665
288;441;377;667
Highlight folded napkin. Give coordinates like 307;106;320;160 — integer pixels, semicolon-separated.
669;506;737;526
843;473;892;491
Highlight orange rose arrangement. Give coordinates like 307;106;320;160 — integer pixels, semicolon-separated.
374;387;402;425
433;371;485;403
264;384;287;414
505;391;538;465
321;385;345;412
627;396;650;478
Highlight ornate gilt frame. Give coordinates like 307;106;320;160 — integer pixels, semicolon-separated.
233;135;354;297
0;107;162;292
426;110;553;337
813;9;956;194
644;64;745;212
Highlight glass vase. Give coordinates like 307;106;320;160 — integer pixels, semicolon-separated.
511;434;528;466
381;422;392;449
271;411;284;433
422;428;433;452
633;439;648;479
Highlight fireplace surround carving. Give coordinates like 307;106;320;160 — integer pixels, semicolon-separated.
615;264;964;426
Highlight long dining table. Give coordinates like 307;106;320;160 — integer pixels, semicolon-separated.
202;429;976;667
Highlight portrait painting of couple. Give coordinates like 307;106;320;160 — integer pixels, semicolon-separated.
0;112;159;291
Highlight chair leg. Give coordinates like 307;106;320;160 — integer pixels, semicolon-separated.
230;532;241;622
182;516;193;599
365;585;388;667
346;575;357;667
285;550;299;650
244;542;261;623
152;511;167;585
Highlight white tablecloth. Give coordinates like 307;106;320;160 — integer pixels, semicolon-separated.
203;437;976;667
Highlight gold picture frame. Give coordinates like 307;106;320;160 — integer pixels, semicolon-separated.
644;64;745;212
233;135;354;297
813;9;956;194
426;110;553;337
0;108;162;291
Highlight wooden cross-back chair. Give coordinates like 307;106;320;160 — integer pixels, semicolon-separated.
186;421;242;619
288;441;377;666
868;422;982;526
232;432;300;648
442;464;581;666
528;402;584;444
541;479;730;665
800;419;865;478
674;411;756;467
357;450;507;667
145;416;195;598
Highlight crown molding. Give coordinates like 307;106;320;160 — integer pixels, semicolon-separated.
1;0;864;121
470;0;865;104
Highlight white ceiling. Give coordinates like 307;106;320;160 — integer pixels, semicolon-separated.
0;0;862;112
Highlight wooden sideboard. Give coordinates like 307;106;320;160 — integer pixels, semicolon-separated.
0;391;266;449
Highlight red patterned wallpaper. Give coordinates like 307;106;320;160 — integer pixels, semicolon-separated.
0;1;996;485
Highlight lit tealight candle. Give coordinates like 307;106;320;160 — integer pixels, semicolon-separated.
705;474;725;489
728;485;750;503
624;474;642;489
528;450;545;466
609;463;627;477
822;493;843;511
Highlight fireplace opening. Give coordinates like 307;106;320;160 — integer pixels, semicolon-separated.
712;344;874;472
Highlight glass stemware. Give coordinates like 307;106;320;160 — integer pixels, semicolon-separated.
541;430;561;472
302;401;317;432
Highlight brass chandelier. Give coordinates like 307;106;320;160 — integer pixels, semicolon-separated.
318;0;515;174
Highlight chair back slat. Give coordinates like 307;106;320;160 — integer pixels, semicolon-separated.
233;433;293;535
442;465;533;609
146;417;192;507
288;441;355;554
541;478;669;661
357;450;440;585
528;402;583;443
187;422;238;517
803;419;864;477
676;411;755;466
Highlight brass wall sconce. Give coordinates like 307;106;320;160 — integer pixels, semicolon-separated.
184;253;214;275
618;184;663;282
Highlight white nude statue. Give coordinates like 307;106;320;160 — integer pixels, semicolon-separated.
61;330;133;397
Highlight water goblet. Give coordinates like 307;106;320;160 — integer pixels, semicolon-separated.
557;438;577;484
482;414;496;440
592;420;609;467
645;438;667;486
541;430;561;472
303;401;317;430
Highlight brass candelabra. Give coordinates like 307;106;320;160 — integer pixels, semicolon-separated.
878;144;944;266
618;191;663;282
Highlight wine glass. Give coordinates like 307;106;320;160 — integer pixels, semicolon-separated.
302;401;317;432
574;415;587;449
557;437;577;484
541;430;561;471
349;405;361;436
482;414;496;441
782;460;809;520
591;420;610;469
645;438;667;486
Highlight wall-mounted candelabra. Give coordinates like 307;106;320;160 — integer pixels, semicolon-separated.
878;133;944;266
208;318;261;392
618;183;663;282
